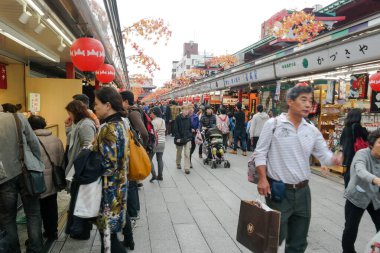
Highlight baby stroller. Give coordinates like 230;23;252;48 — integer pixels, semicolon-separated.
202;128;230;169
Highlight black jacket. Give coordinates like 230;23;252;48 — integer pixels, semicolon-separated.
173;114;192;145
165;106;171;122
340;123;369;169
200;114;216;129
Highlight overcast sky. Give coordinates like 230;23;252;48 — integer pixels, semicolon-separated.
117;0;335;88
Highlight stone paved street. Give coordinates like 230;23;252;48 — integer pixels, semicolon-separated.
49;137;375;253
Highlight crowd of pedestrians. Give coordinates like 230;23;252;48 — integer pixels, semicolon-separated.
2;84;380;253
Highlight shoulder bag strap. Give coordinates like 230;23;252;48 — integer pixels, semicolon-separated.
38;139;55;167
12;114;26;172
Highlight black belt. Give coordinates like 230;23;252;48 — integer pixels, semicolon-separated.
268;177;309;190
285;180;309;189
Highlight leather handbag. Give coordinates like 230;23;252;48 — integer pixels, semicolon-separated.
13;114;46;196
39;140;66;191
128;127;151;181
236;200;281;253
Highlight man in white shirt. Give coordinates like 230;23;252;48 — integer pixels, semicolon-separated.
255;84;342;253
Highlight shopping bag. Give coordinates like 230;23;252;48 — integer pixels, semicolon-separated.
74;177;102;218
236;200;280;253
247;152;259;184
195;130;203;145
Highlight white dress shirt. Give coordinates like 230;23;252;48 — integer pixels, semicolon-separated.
255;113;333;184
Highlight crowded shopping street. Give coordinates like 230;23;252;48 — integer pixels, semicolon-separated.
2;0;380;253
44;140;374;253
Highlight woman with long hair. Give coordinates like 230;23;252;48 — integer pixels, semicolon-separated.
65;100;97;240
340;109;369;188
93;87;131;253
149;107;166;182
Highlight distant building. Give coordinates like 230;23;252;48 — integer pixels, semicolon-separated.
172;41;214;79
130;78;156;101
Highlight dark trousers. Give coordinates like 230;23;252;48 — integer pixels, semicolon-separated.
151;152;164;178
251;136;259;151
190;139;196;163
0;175;43;253
122;209;134;243
198;144;203;155
165;121;170;135
222;134;228;149
233;129;247;152
40;193;58;237
127;181;140;218
342;200;380;253
266;185;311;253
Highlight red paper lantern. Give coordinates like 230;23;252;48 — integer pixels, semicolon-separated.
188;96;194;102
70;37;105;72
95;64;115;83
194;96;201;102
370;72;380;92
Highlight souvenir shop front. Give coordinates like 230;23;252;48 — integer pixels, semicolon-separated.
274;31;380;173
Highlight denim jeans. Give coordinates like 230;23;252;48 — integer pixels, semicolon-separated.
233;129;247;152
127;181;140;218
0;175;43;253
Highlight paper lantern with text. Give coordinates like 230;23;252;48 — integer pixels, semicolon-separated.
70;37;105;72
370;72;380;92
95;64;115;84
295;82;309;87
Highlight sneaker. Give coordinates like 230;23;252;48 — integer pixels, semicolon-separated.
242;151;247;156
131;220;137;230
190;163;193;169
149;176;157;183
230;150;237;155
157;176;163;181
130;215;140;221
177;165;182;170
137;183;143;188
185;169;190;174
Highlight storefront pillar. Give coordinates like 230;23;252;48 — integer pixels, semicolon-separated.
66;63;75;79
238;89;243;103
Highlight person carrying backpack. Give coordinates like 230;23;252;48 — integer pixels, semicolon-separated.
216;108;230;149
249;104;269;152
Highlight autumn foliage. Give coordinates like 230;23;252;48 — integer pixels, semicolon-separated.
123;18;172;77
272;11;325;43
208;55;237;69
142;88;170;102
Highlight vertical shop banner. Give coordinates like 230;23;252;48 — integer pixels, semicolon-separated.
0;63;7;89
349;74;368;99
370;90;380;113
338;79;346;100
326;80;335;104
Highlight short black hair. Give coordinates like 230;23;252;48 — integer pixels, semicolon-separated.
120;91;134;106
368;129;380;149
220;108;227;114
28;115;47;130
236;102;242;110
286;85;313;101
73;94;90;108
257;104;264;113
2;103;17;113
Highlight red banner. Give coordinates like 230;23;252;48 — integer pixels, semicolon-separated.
0;63;7;89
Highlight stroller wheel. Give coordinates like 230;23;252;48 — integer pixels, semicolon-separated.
224;161;230;168
211;161;217;169
203;159;208;165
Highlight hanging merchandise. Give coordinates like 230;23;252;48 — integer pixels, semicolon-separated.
70;37;105;72
369;72;380;92
95;64;115;84
349;74;368;99
326;80;335;104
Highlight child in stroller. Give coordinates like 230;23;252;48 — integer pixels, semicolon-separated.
202;127;231;169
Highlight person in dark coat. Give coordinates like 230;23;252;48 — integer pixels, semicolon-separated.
173;105;193;175
340;109;369;188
